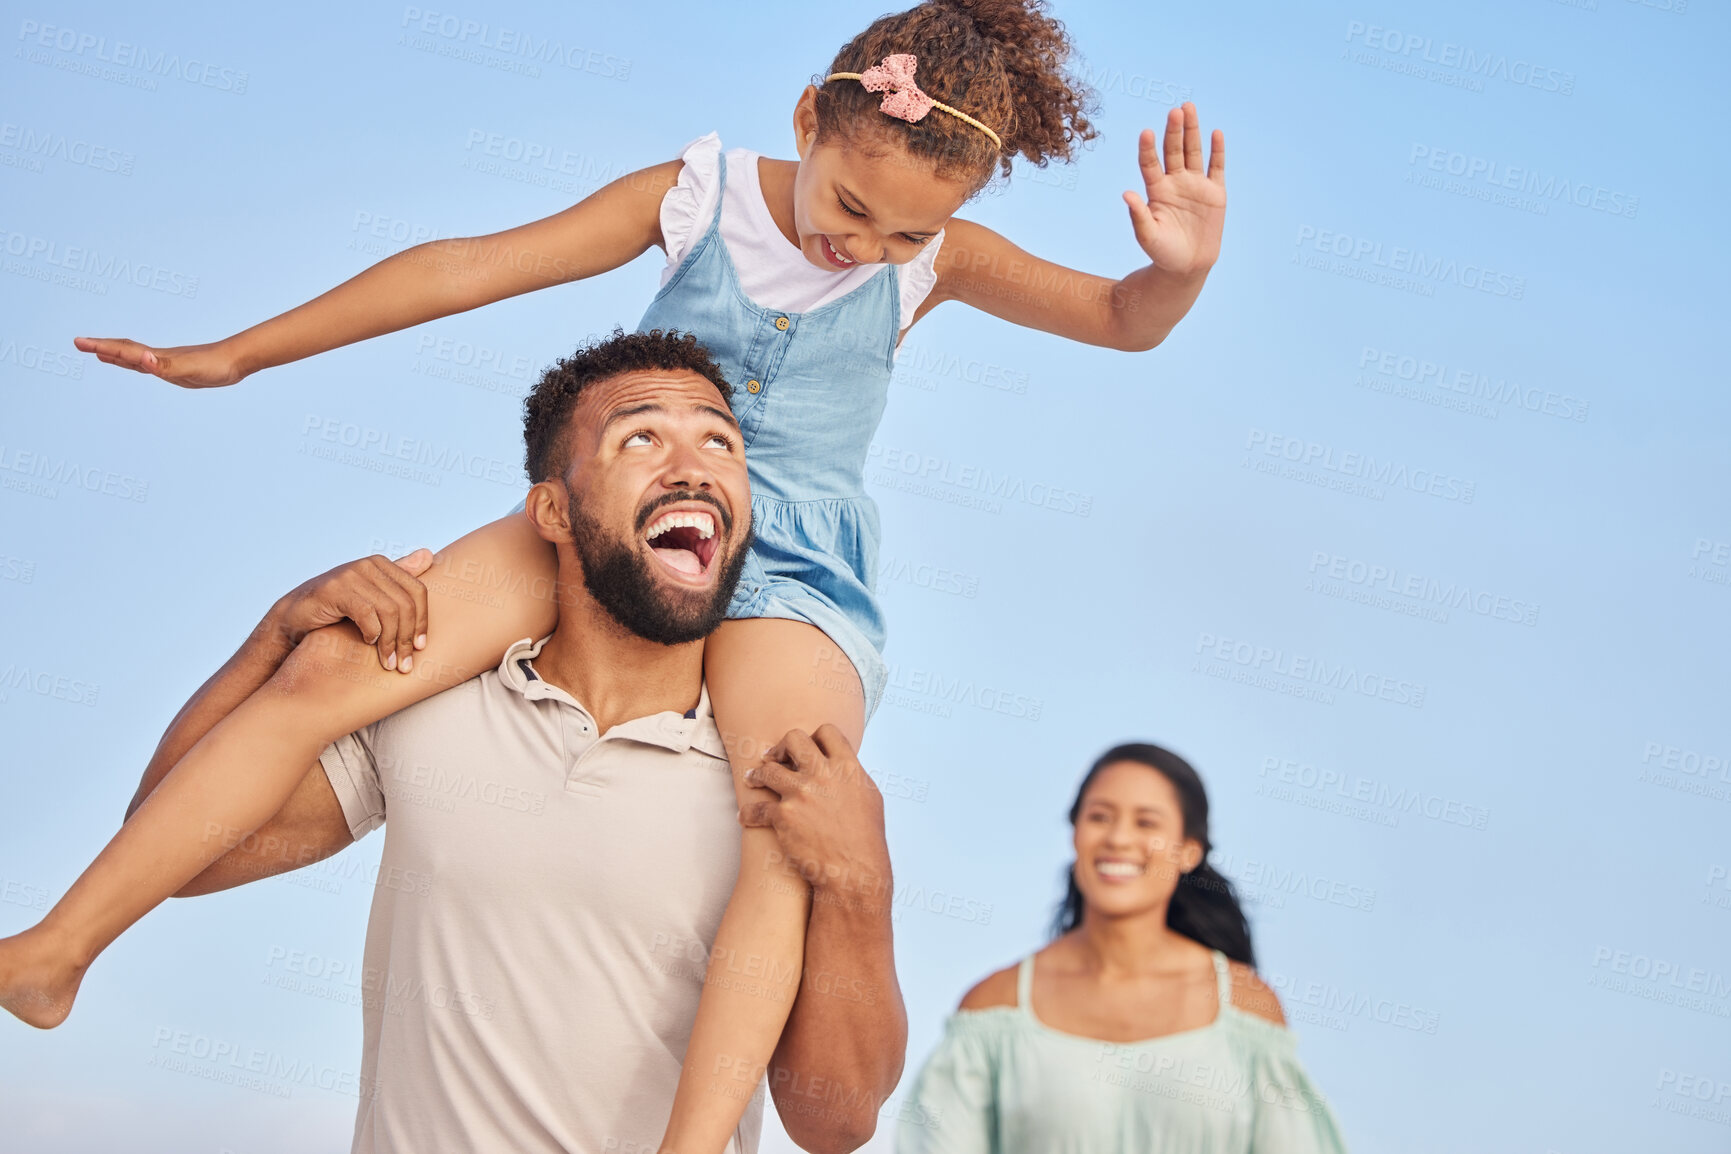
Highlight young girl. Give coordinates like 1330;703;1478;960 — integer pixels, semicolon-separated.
2;0;1224;1148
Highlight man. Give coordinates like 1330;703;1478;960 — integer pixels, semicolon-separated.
127;329;905;1153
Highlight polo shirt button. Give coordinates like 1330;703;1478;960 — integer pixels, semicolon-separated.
746;379;762;394
774;316;790;331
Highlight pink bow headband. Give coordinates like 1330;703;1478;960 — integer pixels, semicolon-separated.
826;54;1003;151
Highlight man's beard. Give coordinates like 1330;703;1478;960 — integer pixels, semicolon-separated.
568;494;751;646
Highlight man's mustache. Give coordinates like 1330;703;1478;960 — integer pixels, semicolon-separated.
634;491;733;537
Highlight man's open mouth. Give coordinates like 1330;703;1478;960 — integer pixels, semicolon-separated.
644;508;720;579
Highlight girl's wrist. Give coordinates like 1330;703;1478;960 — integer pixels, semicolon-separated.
1138;259;1211;290
217;333;263;382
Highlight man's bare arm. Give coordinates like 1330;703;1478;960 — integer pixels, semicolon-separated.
744;729;907;1153
127;552;433;894
771;874;905;1152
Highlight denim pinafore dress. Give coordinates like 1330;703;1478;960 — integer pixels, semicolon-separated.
639;151;896;717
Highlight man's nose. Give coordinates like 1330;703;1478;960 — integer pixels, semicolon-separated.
661;439;716;489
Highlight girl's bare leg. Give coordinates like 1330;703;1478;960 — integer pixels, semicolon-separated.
659;617;866;1154
0;514;557;1028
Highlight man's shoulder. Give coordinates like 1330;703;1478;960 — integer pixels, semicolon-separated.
371;668;509;742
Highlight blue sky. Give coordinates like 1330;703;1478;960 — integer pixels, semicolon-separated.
2;1;1728;1151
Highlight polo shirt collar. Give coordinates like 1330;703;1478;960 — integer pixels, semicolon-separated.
497;635;727;760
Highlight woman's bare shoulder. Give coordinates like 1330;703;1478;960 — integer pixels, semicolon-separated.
957;962;1023;1011
1227;960;1286;1026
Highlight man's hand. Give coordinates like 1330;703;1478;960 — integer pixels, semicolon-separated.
126;549;430;821
748;727;907;1151
264;550;434;673
741;726;891;914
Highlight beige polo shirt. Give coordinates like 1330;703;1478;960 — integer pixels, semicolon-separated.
319;635;762;1154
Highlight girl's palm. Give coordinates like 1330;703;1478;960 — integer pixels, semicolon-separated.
72;337;243;389
1122;103;1226;277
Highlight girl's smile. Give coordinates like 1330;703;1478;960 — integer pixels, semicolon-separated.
819;235;858;268
785;139;968;273
759;86;975;275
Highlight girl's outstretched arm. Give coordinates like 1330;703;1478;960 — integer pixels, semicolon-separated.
657;618;869;1154
0;513;558;1029
922;103;1225;354
74;160;684;388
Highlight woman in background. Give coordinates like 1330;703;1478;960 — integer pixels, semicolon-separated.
898;743;1349;1153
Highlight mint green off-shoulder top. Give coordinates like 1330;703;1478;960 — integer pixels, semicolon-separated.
896;950;1350;1154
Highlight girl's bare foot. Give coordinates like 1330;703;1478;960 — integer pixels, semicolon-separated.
0;925;88;1029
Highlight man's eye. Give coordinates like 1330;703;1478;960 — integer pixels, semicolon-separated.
623;432;653;448
705;433;736;450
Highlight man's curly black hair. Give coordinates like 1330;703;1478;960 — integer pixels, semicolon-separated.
522;328;734;483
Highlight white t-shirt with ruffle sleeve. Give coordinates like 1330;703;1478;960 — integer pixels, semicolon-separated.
657;132;944;335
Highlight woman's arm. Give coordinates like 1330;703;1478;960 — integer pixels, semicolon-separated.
1241;967;1351;1154
925;103;1225;353
75;160;684;388
895;1009;1000;1154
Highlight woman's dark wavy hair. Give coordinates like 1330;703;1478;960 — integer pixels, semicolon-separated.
1051;743;1256;966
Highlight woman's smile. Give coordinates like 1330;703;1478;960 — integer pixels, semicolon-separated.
1094;857;1147;883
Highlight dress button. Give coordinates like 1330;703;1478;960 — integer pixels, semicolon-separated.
746;379;762;393
774;316;790;331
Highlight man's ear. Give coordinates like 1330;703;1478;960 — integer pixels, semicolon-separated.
793;85;820;160
523;479;573;545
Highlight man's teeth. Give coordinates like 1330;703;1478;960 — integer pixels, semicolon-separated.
646;511;716;540
1096;861;1145;878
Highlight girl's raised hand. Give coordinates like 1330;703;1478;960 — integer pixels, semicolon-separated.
1122;103;1226;279
71;337;244;389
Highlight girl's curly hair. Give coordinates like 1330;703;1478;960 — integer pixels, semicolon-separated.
812;0;1098;189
